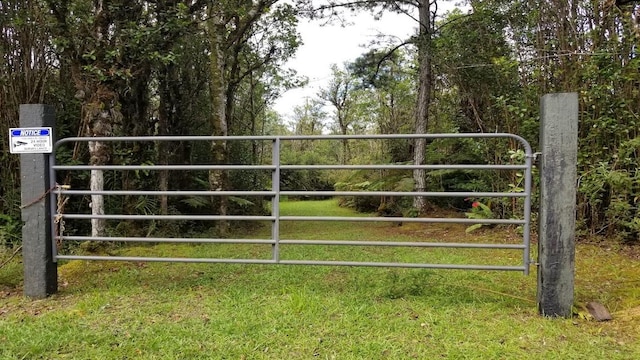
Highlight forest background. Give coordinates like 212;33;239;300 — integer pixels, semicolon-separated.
1;0;640;247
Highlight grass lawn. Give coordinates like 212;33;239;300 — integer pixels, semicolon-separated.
1;199;639;359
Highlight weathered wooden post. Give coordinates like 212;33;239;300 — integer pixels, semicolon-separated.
18;104;58;298
537;93;578;317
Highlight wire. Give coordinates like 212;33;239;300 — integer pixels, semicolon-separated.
446;51;638;70
19;185;57;209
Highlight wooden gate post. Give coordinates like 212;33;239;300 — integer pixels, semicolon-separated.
19;104;58;298
537;93;578;317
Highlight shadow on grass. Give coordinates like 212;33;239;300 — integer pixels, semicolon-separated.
56;256;536;314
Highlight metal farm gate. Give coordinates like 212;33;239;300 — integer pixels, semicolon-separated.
50;134;534;274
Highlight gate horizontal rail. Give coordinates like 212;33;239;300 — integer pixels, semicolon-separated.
60;214;524;224
58;236;526;249
53;164;528;171
53;255;526;271
55;190;527;197
51;133;534;274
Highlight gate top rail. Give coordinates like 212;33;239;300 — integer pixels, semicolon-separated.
54;133;533;156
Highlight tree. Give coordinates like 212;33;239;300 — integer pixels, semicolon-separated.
0;0;52;236
307;0;437;212
292;98;328;137
1;0;301;242
206;0;301;234
279;99;333;193
45;0;206;237
156;24;211;215
434;7;518;133
412;0;434;211
318;64;356;163
349;48;415;160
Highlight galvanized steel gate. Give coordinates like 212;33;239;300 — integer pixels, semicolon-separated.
51;134;534;274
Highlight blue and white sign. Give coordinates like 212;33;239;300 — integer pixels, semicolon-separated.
9;127;53;154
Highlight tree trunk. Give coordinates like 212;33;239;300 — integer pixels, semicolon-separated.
413;0;432;212
208;11;230;236
85;0;112;239
86;96;114;238
157;62;175;216
339;113;350;164
89;167;106;237
158;93;169;215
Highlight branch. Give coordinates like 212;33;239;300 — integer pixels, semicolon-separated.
372;37;416;77
434;12;474;33
0;246;22;270
226;0;275;50
388;1;419;24
312;0;419;16
230;46;278;88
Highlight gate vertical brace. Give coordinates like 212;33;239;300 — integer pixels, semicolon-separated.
271;138;281;262
522;148;533;275
19;104;58;298
537;93;578;318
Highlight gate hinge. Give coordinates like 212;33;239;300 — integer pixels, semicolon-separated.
531;152;542;161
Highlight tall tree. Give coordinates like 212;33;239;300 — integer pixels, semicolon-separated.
319;64;356;163
45;0;206;237
206;0;301;234
292;98;328;137
349;48;415;160
0;0;51;226
308;0;437;212
156;23;211;215
412;0;434;211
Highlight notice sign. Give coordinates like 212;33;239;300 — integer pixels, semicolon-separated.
9;127;53;154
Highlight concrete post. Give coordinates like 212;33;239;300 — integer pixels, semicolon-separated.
537;93;578;317
19;104;58;298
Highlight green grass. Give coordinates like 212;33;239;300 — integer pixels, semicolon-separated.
1;199;639;359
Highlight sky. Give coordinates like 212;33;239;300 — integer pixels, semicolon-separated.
272;2;465;120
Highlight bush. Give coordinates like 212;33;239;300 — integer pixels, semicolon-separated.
0;214;21;248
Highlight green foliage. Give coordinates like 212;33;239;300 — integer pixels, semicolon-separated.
133;195;159;216
1;0;640;246
576;33;640;241
180;196;209;210
433;7;521;134
229;196;256;208
0;0;51;235
465;200;494;233
427;1;640;243
578;159;640;242
334;165;415;213
280;149;334;194
0;214;21;248
423;138;491;209
0;182;21;245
